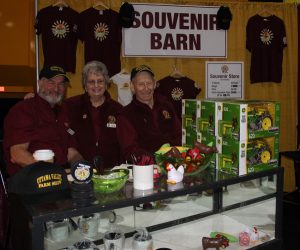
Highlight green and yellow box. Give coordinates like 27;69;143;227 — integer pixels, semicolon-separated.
216;134;279;176
199;132;218;166
182;99;201;130
217;100;280;141
182;127;201;148
197;99;220;137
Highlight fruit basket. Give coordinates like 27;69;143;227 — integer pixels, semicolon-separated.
155;143;217;176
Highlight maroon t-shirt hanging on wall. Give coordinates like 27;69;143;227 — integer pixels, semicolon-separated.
155;76;201;120
246;15;287;83
35;6;79;73
78;8;122;77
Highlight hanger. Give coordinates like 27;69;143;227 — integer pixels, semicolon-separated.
120;67;130;75
258;8;272;18
93;0;109;10
52;0;68;8
170;65;185;79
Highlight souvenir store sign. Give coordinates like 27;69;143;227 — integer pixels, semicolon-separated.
123;3;227;57
205;61;244;99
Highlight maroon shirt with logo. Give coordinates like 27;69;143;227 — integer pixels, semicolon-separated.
3;95;75;176
246;14;287;83
61;92;123;169
35;6;79;73
155;76;201;119
117;93;182;161
78;8;122;76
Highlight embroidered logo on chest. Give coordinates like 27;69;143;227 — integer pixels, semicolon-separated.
94;23;109;41
260;28;274;45
162;110;171;119
52;20;69;38
171;87;184;101
107;115;116;128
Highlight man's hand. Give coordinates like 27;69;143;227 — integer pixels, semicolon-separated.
67;147;84;165
10;143;36;167
24;92;35;100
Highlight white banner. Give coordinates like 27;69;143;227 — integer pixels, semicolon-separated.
123;3;227;57
205;61;244;99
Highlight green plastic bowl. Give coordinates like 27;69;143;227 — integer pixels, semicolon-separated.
92;169;129;194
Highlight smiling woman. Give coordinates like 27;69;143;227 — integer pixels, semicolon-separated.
60;61;123;170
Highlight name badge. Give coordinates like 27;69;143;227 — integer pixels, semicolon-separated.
107;123;116;128
67;128;75;135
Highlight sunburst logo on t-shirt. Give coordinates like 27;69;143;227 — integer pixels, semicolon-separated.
94;23;109;41
52;20;69;39
171;87;184;101
260;28;274;45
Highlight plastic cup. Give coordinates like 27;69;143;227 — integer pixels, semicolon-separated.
33;149;55;163
133;165;154;190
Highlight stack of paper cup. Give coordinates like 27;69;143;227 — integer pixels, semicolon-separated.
133;164;154;190
33;149;55;163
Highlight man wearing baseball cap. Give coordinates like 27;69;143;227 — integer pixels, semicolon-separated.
116;65;181;162
3;65;83;176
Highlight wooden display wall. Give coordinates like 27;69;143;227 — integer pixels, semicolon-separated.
37;0;298;191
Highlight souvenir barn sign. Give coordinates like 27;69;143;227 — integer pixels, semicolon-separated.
123;3;227;58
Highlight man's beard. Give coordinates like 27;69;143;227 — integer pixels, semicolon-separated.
38;90;64;106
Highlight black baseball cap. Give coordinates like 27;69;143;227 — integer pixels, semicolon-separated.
8;161;70;204
39;65;70;82
216;6;232;30
119;2;135;28
130;65;154;80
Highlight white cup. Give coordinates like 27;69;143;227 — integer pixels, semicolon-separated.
103;229;125;250
33;149;54;162
133;165;154;190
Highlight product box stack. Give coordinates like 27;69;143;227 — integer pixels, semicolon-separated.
216;100;280;176
181;99;280;176
182;99;201;148
182;99;219;166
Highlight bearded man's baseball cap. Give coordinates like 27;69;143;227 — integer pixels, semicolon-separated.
39;65;70;82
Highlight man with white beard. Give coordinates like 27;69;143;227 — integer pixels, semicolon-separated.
3;65;82;176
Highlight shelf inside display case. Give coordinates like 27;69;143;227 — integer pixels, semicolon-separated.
9;167;283;250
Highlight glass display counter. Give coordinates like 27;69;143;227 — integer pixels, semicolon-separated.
9;167;283;250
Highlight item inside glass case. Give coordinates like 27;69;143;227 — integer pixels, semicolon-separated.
78;213;100;238
68;239;99;250
103;227;125;250
132;228;153;250
46;218;71;242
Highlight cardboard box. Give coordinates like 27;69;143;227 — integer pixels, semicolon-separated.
182;128;200;148
217;100;280;140
217;135;279;176
199;132;218;166
197;100;218;136
182;99;201;130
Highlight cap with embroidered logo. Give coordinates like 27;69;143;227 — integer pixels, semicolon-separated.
131;65;154;80
39;65;70;82
8;161;70;203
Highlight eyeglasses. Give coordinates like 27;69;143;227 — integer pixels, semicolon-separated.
86;79;105;86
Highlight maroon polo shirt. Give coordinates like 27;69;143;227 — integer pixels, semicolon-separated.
155;76;201;119
61;92;123;169
3;95;74;176
116;93;182;161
